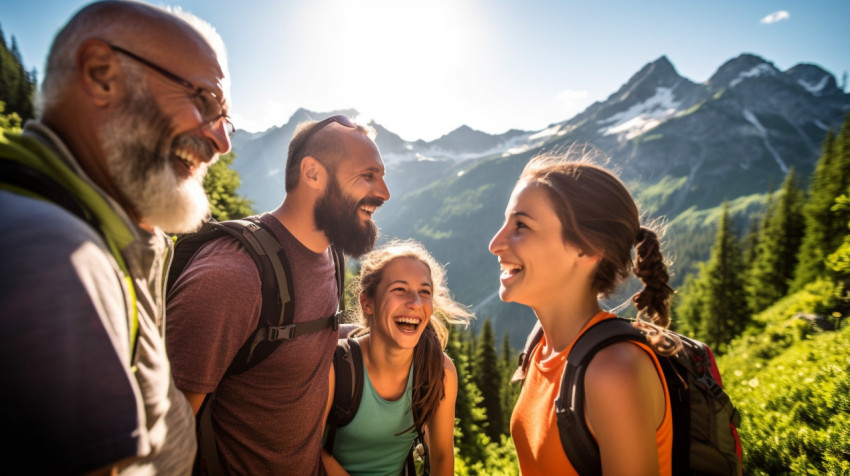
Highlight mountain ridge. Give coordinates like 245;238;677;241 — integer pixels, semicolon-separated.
228;52;850;346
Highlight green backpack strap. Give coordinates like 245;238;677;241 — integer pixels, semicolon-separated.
0;140;140;360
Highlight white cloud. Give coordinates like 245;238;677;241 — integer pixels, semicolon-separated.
760;10;790;24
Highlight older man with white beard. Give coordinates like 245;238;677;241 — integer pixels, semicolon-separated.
0;1;232;474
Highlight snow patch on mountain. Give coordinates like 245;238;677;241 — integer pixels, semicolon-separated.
597;87;680;140
730;63;777;88
743;109;788;173
798;75;830;95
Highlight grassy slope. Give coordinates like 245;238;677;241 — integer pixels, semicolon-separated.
716;280;849;475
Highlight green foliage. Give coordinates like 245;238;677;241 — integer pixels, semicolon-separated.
500;332;520;436
793;114;850;291
450;324;520;474
454;435;519;476
0;28;36;122
474;319;504;440
666;193;767;283
674;202;751;351
632;175;688;216
204;152;255;221
447;327;488;464
0;100;22;132
746;169;806;312
826;191;850;278
718;280;849;475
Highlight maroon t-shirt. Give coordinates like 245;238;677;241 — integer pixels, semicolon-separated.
166;214;338;475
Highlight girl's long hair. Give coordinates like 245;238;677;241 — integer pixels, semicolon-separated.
350;239;473;431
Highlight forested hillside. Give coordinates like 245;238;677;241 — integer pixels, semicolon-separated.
4;28;848;473
444;114;850;474
0;24;36;130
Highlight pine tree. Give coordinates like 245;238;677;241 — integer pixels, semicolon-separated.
673;270;707;337
746;169;805;311
474;319;503;441
499;332;516;437
741;217;761;273
698;202;750;351
446;327;487;463
793;115;850;289
0;30;36;122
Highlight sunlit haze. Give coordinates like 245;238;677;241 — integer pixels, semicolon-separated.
3;0;849;141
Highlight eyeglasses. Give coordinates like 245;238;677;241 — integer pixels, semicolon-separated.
290;115;356;162
108;44;235;138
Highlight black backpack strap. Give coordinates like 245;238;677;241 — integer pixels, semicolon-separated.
403;429;430;476
555;318;645;476
325;338;365;454
511;320;544;384
331;244;346;315
193;391;224;476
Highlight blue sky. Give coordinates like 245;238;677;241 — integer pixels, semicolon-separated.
2;0;848;141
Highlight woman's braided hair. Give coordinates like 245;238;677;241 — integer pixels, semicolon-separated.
520;147;679;354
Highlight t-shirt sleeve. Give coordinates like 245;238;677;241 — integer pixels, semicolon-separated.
0;194;146;474
165;237;263;393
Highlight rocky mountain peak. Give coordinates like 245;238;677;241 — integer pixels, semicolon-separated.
786;63;842;97
612;55;686;102
708;53;779;90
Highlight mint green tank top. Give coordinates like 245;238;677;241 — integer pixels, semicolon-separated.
331;361;418;475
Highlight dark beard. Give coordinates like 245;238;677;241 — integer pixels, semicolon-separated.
314;174;381;257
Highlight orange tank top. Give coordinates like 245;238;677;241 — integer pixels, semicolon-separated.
511;311;673;475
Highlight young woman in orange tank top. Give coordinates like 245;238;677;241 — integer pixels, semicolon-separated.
489;149;680;475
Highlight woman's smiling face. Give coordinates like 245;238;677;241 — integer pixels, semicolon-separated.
361;256;434;350
488;180;585;308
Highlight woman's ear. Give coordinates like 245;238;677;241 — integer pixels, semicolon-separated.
359;292;374;317
576;249;602;266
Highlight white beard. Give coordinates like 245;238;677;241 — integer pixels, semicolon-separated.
101;79;212;234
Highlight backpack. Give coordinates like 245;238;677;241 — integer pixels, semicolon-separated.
0;153;140;359
325;337;430;476
166;217;345;476
513;317;743;476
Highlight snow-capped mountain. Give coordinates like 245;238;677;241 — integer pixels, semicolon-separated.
227;53;849;346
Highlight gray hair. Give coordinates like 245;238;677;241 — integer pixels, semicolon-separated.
37;0;228;116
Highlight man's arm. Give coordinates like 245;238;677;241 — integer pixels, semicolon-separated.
183;391;208;415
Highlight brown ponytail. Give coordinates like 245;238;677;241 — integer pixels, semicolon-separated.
519;148;680;355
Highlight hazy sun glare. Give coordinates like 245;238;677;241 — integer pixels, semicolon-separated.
292;0;486;140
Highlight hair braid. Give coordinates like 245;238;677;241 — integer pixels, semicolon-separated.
632;226;673;327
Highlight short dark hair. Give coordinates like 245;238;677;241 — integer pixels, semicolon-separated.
284;119;375;192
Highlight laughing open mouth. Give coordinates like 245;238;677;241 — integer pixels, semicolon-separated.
361;204;377;217
394;316;421;332
500;262;523;279
173;148;202;175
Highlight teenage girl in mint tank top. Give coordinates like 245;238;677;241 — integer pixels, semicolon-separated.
322;239;473;476
489;148;681;475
